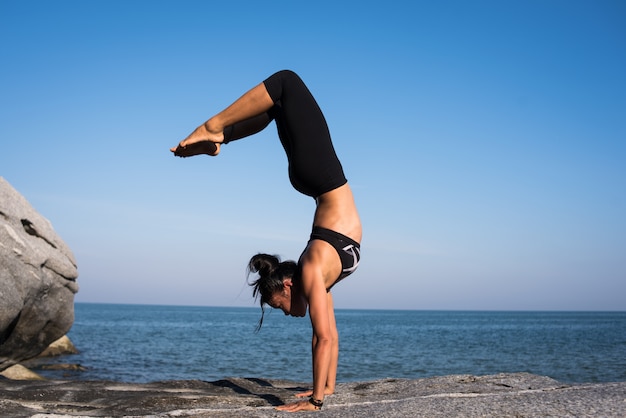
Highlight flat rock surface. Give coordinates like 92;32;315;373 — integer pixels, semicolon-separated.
0;373;624;417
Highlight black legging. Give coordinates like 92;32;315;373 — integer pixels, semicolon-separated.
223;70;347;198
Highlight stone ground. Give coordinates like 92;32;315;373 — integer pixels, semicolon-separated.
0;373;624;417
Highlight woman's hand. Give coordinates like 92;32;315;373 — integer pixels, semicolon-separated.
276;399;321;412
295;387;334;398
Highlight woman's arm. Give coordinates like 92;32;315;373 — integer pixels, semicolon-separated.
324;292;339;394
276;245;335;412
297;292;339;398
307;275;334;401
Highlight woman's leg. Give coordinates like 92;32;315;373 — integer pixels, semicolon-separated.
264;70;346;198
171;82;275;157
262;70;331;148
223;112;273;144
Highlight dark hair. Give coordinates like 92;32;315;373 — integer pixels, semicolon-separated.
247;253;297;331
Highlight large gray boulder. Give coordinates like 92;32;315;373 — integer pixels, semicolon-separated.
0;177;78;371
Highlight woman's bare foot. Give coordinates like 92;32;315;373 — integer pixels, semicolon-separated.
171;122;224;157
171;140;221;157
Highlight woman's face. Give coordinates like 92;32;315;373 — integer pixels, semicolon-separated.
267;278;306;317
268;287;292;316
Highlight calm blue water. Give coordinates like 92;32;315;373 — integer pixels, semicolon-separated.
37;304;626;384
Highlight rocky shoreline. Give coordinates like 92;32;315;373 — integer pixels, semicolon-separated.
1;372;624;417
2;181;625;418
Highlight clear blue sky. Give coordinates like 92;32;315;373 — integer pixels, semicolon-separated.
1;0;624;310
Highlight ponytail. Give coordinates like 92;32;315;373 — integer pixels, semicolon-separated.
247;253;297;331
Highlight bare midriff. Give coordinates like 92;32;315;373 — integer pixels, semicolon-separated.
313;183;362;244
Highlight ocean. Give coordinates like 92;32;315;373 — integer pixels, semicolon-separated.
35;303;626;384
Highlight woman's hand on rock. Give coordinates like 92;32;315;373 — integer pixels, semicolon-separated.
276;399;319;412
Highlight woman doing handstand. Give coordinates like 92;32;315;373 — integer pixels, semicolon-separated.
171;70;362;413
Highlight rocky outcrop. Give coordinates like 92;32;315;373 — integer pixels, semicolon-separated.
0;177;78;371
36;335;79;358
0;364;44;381
0;373;624;417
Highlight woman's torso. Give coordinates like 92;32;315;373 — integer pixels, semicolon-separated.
313;183;362;244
